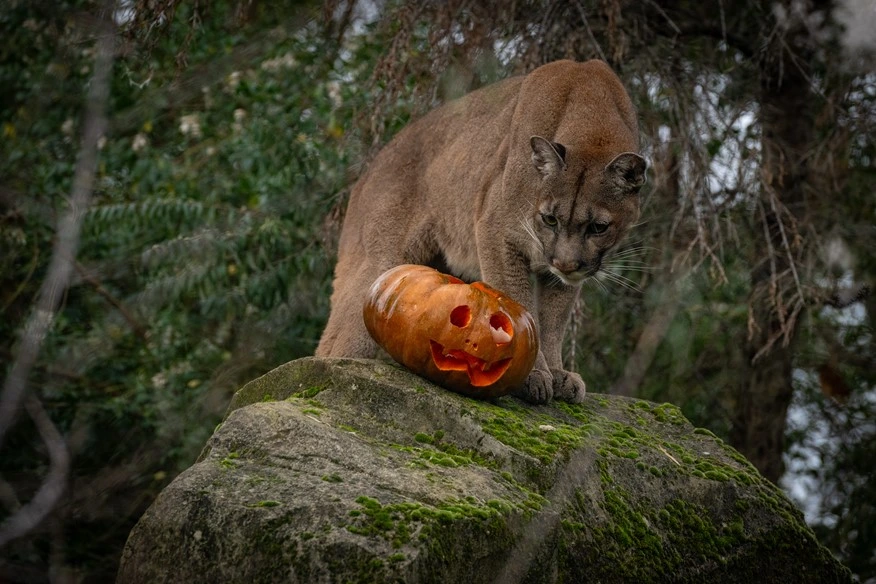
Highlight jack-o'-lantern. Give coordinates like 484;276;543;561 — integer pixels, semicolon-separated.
363;264;538;398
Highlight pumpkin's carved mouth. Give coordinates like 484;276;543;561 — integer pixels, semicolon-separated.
429;340;512;387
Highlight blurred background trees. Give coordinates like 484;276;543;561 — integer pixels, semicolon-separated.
1;0;873;581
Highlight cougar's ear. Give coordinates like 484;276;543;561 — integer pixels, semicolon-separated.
531;136;568;176
606;152;647;193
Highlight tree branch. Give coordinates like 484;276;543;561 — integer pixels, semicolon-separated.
0;396;71;548
0;6;115;451
73;259;149;340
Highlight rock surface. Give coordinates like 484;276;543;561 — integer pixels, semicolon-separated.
118;357;850;583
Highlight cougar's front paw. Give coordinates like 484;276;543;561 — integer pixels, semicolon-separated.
517;368;554;404
550;368;586;404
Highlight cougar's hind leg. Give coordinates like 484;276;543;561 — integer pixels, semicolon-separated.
316;263;380;358
315;314;339;357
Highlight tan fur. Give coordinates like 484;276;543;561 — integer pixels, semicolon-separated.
317;59;646;404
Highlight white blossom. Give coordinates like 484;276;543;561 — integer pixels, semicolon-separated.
260;52;297;72
132;133;148;152
179;114;203;139
226;71;241;90
327;80;343;108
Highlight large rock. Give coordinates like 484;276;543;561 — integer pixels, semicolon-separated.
118;358;850;583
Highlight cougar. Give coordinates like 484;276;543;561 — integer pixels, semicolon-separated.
317;59;646;404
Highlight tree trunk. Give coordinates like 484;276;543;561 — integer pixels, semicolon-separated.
730;3;816;483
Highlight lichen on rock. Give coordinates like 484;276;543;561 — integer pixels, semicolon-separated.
118;357;851;583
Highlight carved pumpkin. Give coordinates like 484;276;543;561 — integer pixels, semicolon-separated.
363;264;538;398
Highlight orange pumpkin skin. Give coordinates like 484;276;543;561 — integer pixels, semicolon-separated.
363;264;538;398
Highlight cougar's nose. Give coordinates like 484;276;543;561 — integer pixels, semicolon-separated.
551;259;581;274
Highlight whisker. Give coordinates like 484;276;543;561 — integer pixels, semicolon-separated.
518;215;543;254
604;260;651;267
588;274;610;294
603;267;642;286
603;263;655;272
615;240;656;250
598;270;642;292
604;267;655;275
598;275;637;293
612;247;655;258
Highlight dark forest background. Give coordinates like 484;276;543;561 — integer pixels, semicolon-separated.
1;0;873;581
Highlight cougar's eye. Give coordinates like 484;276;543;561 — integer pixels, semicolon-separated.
541;213;558;227
588;222;610;235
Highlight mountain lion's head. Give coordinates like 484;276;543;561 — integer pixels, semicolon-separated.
527;135;646;285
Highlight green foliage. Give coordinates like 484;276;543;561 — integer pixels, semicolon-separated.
0;1;410;579
2;0;873;581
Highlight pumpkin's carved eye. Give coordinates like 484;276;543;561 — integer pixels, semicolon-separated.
490;313;513;345
450;305;471;327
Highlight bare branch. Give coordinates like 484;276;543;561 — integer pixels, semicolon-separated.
0;396;71;547
73;259;149;340
0;8;115;449
575;2;608;62
766;187;804;306
823;284;869;309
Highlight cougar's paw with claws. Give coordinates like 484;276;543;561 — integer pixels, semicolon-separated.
517;368;554;404
550;368;586;404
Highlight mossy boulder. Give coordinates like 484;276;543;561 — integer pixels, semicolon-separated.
118;357;850;583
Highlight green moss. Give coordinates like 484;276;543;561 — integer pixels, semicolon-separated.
688;457;759;485
262;393;274;402
704;470;730;481
322;473;343;483
301;408;322;416
219;451;239;470
345;494;513;548
418;449;465;467
392;433;496;471
693;427;719;439
247;500;281;508
472;400;591;464
244;474;283;487
584;476;755;580
486;499;514;514
652;403;686;425
219;360;850;582
293;384;327;398
585;451;822;582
